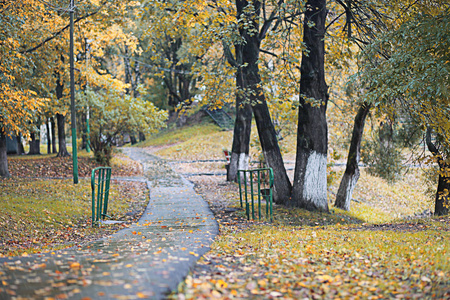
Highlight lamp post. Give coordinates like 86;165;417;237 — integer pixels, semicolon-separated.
85;38;91;153
70;0;79;184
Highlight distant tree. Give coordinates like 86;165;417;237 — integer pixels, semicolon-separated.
359;8;450;214
80;75;168;165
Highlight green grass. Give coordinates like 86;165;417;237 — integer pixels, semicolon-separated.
0;177;146;257
139;123;223;148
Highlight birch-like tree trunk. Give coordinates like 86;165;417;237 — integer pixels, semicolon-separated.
335;102;371;210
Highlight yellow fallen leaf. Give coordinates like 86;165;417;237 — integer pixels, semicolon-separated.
70;262;81;269
215;279;228;289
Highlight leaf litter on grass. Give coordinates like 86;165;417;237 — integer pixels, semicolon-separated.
0;153;148;257
171;172;449;300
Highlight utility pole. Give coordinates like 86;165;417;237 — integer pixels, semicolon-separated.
70;0;79;184
85;38;91;153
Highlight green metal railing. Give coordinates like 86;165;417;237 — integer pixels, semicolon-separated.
91;167;112;227
237;168;274;222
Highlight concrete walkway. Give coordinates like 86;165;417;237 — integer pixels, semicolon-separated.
0;148;218;299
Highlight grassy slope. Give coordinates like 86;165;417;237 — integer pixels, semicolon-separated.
142;122;449;299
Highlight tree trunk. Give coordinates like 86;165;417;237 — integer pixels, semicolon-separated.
236;0;292;204
139;132;146;142
0;133;10;177
55;76;70;157
56;113;70;157
46;120;51;154
434;171;450;216
227;66;252;182
51;117;57;153
28;131;41;155
291;0;329;212
426;128;449;216
130;134;137;145
335;102;371;210
17;134;25;155
134;61;141;98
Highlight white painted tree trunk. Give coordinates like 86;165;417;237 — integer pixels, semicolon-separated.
301;151;328;210
335;168;360;211
228;152;249;182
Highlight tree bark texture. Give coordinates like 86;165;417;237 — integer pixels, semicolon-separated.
227;63;252;182
139;132;146;142
56;113;70;157
28;131;41;155
46;120;51;154
292;0;329;211
51;117;57;153
0;133;10;177
236;0;292;204
55;77;70;157
426;128;449;216
335;102;371;210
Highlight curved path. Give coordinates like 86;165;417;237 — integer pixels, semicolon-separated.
0;148;218;299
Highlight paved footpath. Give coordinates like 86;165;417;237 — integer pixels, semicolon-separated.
0;148;218;299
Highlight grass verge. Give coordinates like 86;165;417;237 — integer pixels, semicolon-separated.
1;149;146;257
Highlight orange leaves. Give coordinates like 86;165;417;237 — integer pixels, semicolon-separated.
69;262;81;270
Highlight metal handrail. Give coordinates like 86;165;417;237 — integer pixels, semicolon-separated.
237;168;274;222
91;167;112;227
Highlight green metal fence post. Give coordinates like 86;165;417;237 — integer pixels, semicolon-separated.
250;171;255;220
102;168;111;218
91;167;112;227
243;171;249;220
91;170;96;225
257;170;261;220
238;171;243;208
269;168;274;222
96;168;104;223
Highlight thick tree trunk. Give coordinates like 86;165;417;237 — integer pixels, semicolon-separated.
50;117;57;153
434;172;450;216
0;133;10;177
28;131;41;155
46;120;51;154
56;113;70;157
335;102;371;210
291;0;329;212
227;67;252;182
426;128;449;215
130;135;137;145
236;0;292;204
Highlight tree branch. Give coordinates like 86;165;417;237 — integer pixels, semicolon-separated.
20;2;107;54
222;41;239;67
426;127;444;168
259;0;284;41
